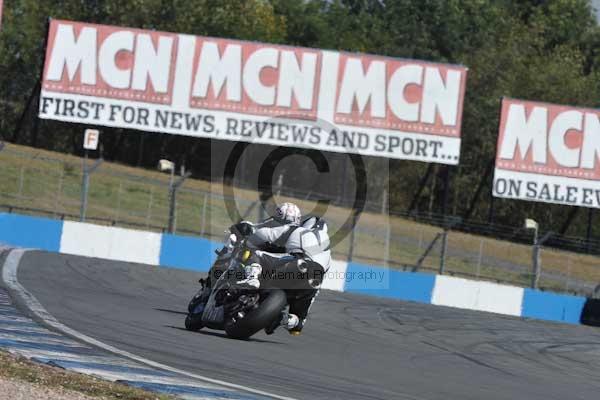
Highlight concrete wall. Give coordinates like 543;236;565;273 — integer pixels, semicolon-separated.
432;276;524;316
159;233;219;272
521;289;586;324
61;221;162;265
0;213;62;252
0;212;592;326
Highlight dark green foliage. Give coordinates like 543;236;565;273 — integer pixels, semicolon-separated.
1;0;600;237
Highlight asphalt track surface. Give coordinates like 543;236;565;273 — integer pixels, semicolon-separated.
15;250;600;400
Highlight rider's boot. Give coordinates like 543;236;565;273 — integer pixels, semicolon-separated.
265;311;301;335
285;313;303;335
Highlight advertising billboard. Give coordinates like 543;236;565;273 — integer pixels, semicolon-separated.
39;19;468;164
494;97;600;208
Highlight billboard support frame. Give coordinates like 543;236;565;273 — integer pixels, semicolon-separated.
11;80;41;142
407;164;434;215
586;208;594;253
558;207;579;236
438;165;453;275
487;192;495;224
441;165;451;219
463;158;494;221
167;171;192;233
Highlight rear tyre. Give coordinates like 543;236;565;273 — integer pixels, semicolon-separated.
225;289;287;339
185;314;204;331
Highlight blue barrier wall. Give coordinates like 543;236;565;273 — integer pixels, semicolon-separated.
344;262;436;303
0;212;595;326
521;289;586;324
0;213;63;252
159;234;219;271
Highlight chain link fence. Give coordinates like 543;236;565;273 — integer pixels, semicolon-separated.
1;143;599;296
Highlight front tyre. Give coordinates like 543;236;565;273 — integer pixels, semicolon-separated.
188;297;202;313
185;314;204;331
225;289;287;339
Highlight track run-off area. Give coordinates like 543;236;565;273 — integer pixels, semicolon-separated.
11;250;600;400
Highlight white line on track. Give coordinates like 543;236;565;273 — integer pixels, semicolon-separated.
1;248;296;400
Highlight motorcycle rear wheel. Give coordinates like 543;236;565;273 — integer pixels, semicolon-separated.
225;289;287;339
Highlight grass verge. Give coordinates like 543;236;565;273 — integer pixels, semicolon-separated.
0;350;173;399
0;142;599;293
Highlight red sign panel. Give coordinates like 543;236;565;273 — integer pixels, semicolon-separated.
40;19;468;164
494;98;600;208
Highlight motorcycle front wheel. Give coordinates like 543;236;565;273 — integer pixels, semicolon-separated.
185;313;204;331
225;289;287;339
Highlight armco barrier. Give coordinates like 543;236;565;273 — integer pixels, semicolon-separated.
0;212;597;327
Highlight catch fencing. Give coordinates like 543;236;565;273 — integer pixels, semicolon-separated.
0;143;598;297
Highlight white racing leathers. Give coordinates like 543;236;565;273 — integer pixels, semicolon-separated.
246;217;331;270
245;217;331;331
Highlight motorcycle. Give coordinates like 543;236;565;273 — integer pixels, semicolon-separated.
184;221;326;339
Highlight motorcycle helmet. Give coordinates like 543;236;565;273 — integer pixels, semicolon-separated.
275;202;301;224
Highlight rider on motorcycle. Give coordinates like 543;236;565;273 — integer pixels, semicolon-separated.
234;202;329;335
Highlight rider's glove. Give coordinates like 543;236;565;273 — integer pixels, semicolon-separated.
231;221;255;238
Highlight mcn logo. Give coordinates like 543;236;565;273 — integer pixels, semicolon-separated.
494;98;600;209
40;19;467;164
497;99;600;177
43;20;466;134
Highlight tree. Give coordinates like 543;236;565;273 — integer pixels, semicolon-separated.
1;0;600;239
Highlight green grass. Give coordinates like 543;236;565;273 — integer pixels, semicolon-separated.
1;142;599;294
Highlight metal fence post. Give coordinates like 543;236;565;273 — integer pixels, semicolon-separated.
17;166;25;198
476;239;483;278
413;232;442;272
115;182;123;223
80;156;89;221
200;192;208;237
565;253;572;292
346;211;359;263
384;222;391;266
168;172;191;233
531;244;541;289
531;231;552;289
439;229;448;274
145;187;154;228
382;188;390;266
168;185;177;233
54;168;64;217
80;155;103;222
258;191;270;222
346;225;357;263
